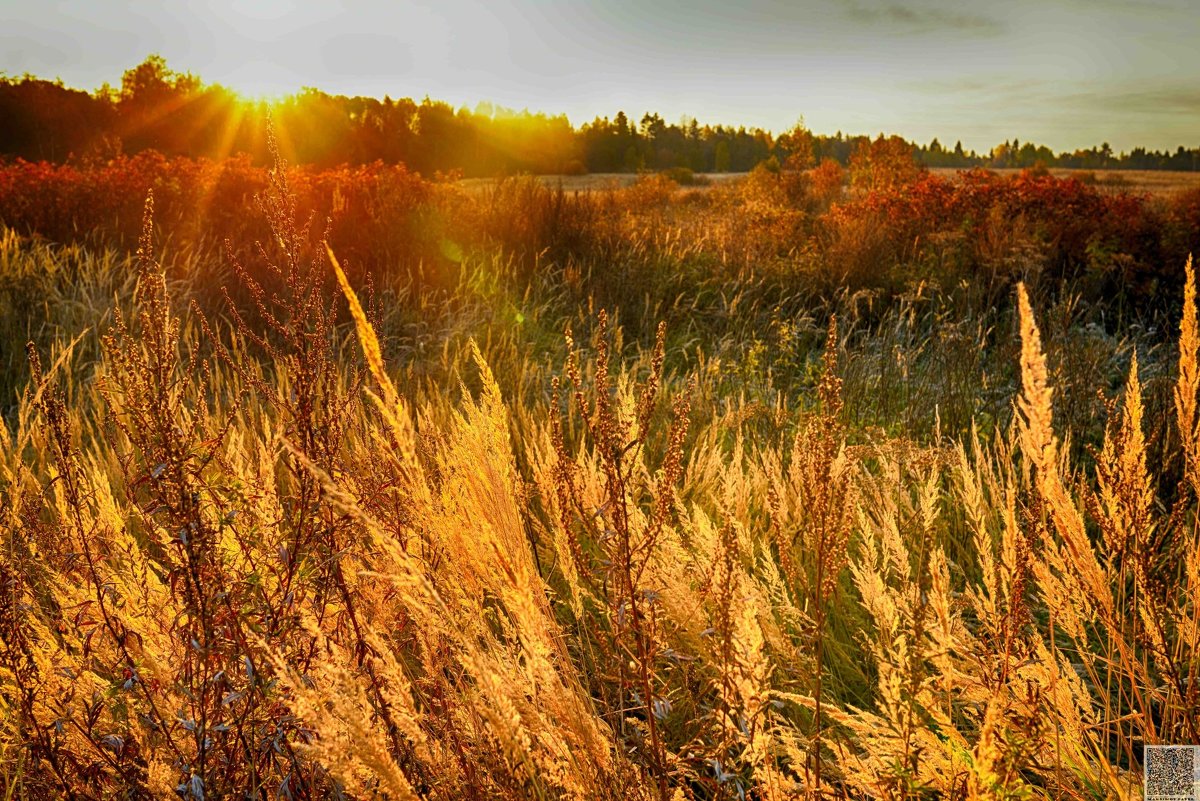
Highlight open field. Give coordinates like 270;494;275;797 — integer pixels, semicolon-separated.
459;169;1200;197
454;172;746;193
1;150;1200;800
932;167;1200;196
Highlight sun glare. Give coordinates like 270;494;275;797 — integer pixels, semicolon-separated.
229;88;292;106
215;60;301;106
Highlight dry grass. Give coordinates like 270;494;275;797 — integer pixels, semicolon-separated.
461;170;1200;198
931;167;1200;196
0;148;1197;800
454;173;745;194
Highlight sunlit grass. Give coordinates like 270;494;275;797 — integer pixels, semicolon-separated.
0;143;1197;800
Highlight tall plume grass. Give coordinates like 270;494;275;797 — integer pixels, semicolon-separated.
1;146;1197;800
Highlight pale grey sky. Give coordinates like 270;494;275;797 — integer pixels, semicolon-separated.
2;0;1198;153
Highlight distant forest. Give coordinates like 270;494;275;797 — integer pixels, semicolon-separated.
3;55;1198;175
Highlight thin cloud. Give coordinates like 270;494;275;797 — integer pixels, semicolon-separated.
913;76;1200;118
839;1;1003;35
1053;0;1185;11
908;77;1055;101
1060;86;1200;117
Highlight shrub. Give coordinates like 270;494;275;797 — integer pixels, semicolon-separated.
562;158;589;176
659;166;708;187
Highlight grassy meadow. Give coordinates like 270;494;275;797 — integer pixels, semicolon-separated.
1;147;1200;800
466;169;1200;197
927;168;1200;197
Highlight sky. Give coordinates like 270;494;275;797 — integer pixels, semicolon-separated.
1;0;1198;154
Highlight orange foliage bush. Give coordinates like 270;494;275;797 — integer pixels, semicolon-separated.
0;152;436;274
822;167;1168;297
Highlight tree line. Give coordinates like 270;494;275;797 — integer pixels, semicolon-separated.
2;55;1197;175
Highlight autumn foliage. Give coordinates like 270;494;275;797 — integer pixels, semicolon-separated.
5;148;1197;316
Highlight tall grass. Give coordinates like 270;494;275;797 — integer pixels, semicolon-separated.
0;150;1196;799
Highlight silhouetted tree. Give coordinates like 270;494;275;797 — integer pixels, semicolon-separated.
1;55;1197;176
